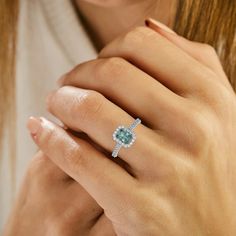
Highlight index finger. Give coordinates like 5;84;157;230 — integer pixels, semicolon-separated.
27;117;137;218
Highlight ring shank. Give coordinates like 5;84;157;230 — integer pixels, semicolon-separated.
112;143;122;158
128;118;141;131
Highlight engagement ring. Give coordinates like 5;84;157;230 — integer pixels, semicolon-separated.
112;118;141;158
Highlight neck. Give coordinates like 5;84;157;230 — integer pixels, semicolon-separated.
76;0;177;50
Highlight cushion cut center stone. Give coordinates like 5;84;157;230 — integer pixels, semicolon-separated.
115;128;133;145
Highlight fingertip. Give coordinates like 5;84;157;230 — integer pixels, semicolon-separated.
27;116;55;143
27;116;42;137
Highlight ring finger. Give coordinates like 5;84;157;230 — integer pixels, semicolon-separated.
47;86;165;170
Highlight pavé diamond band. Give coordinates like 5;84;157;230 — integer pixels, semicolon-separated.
112;118;141;158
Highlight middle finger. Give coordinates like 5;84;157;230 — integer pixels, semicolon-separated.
60;57;185;130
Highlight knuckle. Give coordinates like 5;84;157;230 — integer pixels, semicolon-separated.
191;78;233;116
200;43;217;55
96;57;128;82
54;221;73;235
187;108;216;154
129;188;162;230
54;205;89;236
27;152;56;184
61;71;74;85
64;141;86;172
27;151;47;175
122;26;155;51
66;65;78;78
77;90;105;123
191;110;211;138
212;81;232;101
64;62;87;84
48;86;68;112
207;83;234;117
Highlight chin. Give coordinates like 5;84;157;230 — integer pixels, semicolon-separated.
80;0;142;7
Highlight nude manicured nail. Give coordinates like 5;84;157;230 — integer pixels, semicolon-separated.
27;117;42;137
27;117;55;142
145;18;177;35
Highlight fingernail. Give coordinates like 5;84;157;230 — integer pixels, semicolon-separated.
27;117;42;138
145;18;177;35
27;117;55;141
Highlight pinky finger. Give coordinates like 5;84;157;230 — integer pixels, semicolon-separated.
27;116;137;218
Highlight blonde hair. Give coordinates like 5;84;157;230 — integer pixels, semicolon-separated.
175;0;236;89
0;0;235;177
0;0;18;181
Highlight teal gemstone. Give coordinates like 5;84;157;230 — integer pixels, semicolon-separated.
115;128;133;145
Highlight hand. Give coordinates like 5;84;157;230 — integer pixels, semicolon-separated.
27;21;236;236
3;151;115;236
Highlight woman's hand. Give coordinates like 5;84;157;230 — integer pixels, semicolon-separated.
3;151;115;236
27;20;236;235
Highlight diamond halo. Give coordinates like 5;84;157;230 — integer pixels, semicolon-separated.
111;118;141;158
113;126;136;148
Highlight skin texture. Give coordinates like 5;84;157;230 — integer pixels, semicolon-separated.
3;1;177;234
3;150;116;236
23;23;236;235
3;1;236;234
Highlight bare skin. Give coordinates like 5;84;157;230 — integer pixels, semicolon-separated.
3;150;117;236
4;2;178;235
76;0;177;48
3;1;236;236
28;23;236;235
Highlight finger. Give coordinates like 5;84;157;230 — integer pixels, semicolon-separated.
27;116;137;218
98;26;219;97
29;150;71;181
36;142;105;222
59;57;185;129
145;18;230;86
70;182;104;222
72;131;137;177
47;86;159;170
